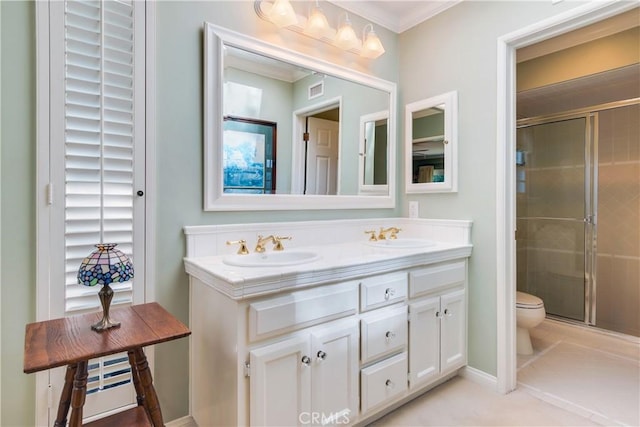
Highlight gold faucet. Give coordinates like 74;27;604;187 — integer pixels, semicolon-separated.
255;235;292;252
273;236;292;251
226;239;249;255
255;235;275;253
378;227;402;240
364;230;378;241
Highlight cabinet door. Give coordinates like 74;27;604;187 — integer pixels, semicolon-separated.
311;319;359;425
440;289;466;374
250;335;312;427
408;296;440;389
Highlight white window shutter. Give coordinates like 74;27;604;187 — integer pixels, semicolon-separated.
38;1;146;422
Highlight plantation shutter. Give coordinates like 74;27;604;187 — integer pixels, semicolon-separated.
64;0;137;314
41;0;147;422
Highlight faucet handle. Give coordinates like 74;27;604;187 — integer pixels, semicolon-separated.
226;239;249;255
364;230;377;241
389;227;402;239
273;236;292;251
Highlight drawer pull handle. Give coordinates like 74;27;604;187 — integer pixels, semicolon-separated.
317;351;327;362
385;331;396;341
385;379;395;389
301;356;311;366
384;288;396;300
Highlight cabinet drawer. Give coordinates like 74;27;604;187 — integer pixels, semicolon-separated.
248;282;358;342
409;261;466;298
360;271;407;312
361;305;407;364
361;352;408;412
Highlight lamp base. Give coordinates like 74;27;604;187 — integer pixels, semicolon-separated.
91;283;121;332
91;316;121;332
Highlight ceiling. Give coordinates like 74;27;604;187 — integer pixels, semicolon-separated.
328;0;462;33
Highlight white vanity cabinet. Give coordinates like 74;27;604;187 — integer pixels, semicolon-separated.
184;218;473;426
250;318;359;427
408;261;467;389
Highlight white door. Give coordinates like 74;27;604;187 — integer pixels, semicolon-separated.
440;289;467;374
250;335;312;427
306;117;339;195
408;296;440;389
38;0;147;424
311;320;359;425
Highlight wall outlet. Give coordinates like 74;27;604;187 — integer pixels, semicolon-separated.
409;201;419;218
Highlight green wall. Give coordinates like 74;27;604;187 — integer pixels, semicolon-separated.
1;1;36;426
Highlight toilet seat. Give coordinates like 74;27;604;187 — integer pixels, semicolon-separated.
516;291;543;309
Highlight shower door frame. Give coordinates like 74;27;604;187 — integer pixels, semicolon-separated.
517;111;597;326
517;98;640;327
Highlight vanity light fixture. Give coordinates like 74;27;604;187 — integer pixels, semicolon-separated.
254;0;385;58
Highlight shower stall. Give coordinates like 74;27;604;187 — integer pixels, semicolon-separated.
516;100;639;337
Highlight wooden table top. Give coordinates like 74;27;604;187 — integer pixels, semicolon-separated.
24;303;190;374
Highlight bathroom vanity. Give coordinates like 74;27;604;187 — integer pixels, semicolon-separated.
183;218;472;426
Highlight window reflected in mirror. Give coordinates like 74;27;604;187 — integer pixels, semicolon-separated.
223;117;276;194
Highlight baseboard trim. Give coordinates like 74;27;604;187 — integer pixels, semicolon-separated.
459;366;498;391
166;415;197;427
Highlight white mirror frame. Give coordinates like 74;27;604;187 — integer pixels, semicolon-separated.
405;91;458;193
358;110;389;195
204;22;397;211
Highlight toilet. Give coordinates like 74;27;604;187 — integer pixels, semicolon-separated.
516;291;545;355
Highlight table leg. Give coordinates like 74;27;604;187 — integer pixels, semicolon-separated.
53;363;77;427
132;347;164;426
128;349;145;406
68;360;88;427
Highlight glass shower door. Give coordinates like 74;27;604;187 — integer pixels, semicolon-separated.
516;117;589;321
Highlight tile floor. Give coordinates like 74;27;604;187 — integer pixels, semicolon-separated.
370;319;640;426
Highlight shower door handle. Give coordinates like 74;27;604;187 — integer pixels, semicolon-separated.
584;215;595;225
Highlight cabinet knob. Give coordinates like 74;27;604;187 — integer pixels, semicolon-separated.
385;379;395;389
384;288;395;300
444;308;451;316
316;351;327;362
385;331;396;341
301;356;311;366
435;311;441;318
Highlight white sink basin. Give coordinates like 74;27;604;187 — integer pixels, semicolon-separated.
223;251;320;267
365;238;437;249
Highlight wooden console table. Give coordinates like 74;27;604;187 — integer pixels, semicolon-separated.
24;302;191;427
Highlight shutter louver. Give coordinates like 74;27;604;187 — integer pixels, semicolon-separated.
64;0;135;314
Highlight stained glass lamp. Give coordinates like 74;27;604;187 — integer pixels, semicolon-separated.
77;243;134;332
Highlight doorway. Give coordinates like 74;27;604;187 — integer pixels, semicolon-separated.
496;1;638;394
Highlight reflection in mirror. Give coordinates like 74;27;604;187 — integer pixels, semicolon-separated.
204;22;397;210
359;111;389;194
405;91;458;193
411;105;445;184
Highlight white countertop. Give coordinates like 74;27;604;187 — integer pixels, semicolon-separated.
184;240;473;300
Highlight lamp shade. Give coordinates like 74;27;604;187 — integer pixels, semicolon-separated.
78;243;134;287
306;5;330;38
267;0;298;28
361;27;385;59
334;15;359;51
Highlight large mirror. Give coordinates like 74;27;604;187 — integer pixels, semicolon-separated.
204;23;397;210
405;91;458;193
